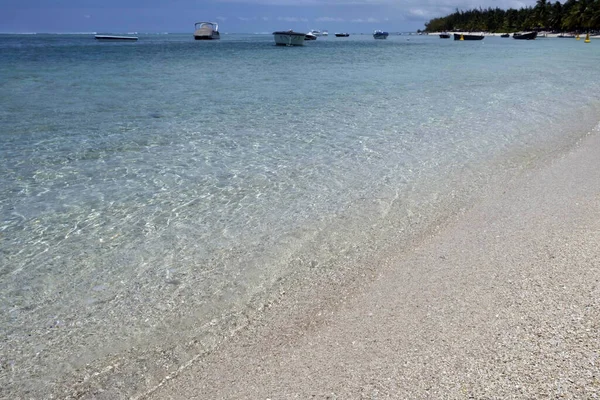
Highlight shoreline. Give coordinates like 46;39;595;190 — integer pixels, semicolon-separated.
429;31;599;38
4;35;600;399
145;126;600;398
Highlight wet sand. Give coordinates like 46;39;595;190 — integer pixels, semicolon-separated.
143;129;600;399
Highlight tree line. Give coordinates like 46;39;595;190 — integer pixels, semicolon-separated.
424;0;600;33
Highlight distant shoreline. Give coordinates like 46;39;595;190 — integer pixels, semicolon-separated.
428;31;599;38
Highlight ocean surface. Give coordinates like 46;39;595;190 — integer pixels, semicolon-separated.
1;32;600;398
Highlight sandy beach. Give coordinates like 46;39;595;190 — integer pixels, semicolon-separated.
429;31;599;38
134;124;600;399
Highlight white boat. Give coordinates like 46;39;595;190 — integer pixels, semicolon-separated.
273;30;306;46
304;32;317;40
308;29;322;36
194;22;220;40
373;30;389;39
322;30;329;36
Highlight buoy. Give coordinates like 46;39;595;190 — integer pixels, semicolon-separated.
576;34;580;40
460;34;464;41
585;33;591;43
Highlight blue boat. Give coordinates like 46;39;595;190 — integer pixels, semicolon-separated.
373;30;389;39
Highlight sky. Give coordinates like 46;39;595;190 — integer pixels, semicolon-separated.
1;0;537;34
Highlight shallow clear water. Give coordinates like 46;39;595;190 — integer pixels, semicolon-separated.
1;33;600;397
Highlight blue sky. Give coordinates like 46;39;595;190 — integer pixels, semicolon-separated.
1;0;536;33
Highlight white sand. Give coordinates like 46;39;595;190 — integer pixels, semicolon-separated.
429;31;598;38
143;129;600;399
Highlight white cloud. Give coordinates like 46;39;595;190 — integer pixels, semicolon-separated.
216;0;538;27
408;9;428;17
219;0;398;4
277;16;309;22
315;17;345;22
351;17;380;23
218;0;534;5
216;16;227;21
216;0;537;16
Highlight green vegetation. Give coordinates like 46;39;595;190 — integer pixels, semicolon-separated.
424;0;600;32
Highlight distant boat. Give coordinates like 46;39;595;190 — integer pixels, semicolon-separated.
305;32;317;40
308;29;322;37
322;30;329;36
194;22;220;40
273;30;306;46
439;32;450;39
500;33;510;38
557;33;576;38
95;35;138;41
513;31;537;40
453;33;484;41
373;30;389;39
335;33;350;37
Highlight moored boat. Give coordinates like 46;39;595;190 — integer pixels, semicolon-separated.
373;30;389;39
453;33;484;40
305;32;317;40
439;32;450;39
513;31;537;40
500;33;510;38
335;33;350;37
194;22;220;40
273;30;306;46
94;35;138;41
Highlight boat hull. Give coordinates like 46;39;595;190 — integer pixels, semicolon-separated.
513;32;537;40
373;33;389;39
439;33;450;39
453;33;484;40
194;33;220;40
335;33;350;37
273;31;306;46
94;35;138;41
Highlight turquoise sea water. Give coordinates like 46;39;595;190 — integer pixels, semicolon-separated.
1;33;600;398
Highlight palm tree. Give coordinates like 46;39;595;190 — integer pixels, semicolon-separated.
422;0;600;33
535;0;550;28
562;0;583;30
592;0;600;28
549;1;563;30
580;0;598;30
